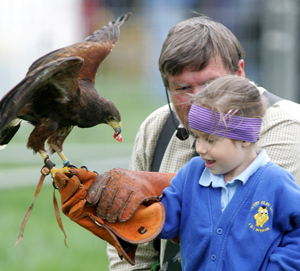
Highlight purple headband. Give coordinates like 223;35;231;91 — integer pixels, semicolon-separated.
188;104;262;142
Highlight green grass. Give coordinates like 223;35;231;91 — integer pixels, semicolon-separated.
0;185;110;271
0;72;165;270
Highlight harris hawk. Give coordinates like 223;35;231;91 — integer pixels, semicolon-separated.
0;13;130;174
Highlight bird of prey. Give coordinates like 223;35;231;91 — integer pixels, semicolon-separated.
0;13;130;173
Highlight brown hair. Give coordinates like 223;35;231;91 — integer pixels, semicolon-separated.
159;15;245;88
190;75;267;142
191;75;266;119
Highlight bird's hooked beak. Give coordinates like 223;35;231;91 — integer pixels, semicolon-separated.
108;117;123;143
108;118;122;135
114;126;122;135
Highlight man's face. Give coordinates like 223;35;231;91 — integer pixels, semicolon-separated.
167;59;244;128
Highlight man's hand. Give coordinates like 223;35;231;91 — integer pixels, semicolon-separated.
86;167;175;223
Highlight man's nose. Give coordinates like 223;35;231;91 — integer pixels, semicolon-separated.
193;86;202;94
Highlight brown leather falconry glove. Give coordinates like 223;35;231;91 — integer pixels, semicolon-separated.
53;167;174;265
87;167;175;223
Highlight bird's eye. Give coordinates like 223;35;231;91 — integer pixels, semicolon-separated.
109;116;115;121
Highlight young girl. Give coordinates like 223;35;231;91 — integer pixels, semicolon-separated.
157;75;300;270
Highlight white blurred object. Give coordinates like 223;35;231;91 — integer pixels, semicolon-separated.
0;0;84;99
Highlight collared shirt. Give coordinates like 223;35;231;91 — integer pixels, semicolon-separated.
158;153;300;271
200;150;270;211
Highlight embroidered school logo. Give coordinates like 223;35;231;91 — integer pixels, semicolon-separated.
254;206;269;227
248;201;273;232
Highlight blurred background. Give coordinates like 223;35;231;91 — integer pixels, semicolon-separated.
0;0;299;270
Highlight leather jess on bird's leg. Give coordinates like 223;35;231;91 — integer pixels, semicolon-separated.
54;167;174;265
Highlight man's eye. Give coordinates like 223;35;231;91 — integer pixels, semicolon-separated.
176;86;191;91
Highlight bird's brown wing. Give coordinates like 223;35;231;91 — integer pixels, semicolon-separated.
27;12;131;84
0;56;83;134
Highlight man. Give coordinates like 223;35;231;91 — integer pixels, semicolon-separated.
107;14;300;270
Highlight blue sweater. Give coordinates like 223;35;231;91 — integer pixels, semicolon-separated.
158;157;300;271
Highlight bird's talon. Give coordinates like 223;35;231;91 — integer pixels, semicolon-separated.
81;166;88;171
63;160;77;169
50;166;71;178
52;181;58;190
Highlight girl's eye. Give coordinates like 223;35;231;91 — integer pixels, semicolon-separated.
206;137;214;144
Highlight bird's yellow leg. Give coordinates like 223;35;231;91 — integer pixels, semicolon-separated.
50;144;69;165
39;151;48;161
56;150;68;164
50;145;72;178
39;150;70;178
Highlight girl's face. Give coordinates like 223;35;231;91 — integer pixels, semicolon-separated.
193;130;257;183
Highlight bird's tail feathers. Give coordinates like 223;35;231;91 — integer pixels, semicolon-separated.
0;119;22;148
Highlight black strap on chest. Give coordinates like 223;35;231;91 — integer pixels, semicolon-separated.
151;111;179;172
150;90;282;271
150;111;182;270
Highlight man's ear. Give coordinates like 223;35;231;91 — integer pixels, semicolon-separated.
236;59;245;77
241;141;252;147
